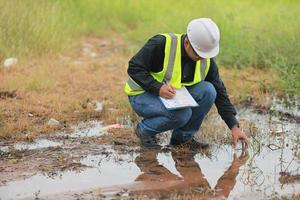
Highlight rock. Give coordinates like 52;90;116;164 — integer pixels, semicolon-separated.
48;118;60;126
28;113;34;117
0;146;9;153
92;100;103;112
3;57;18;69
82;47;92;54
83;99;103;113
90;52;97;58
86;102;94;110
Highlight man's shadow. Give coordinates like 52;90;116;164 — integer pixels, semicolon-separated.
133;148;249;198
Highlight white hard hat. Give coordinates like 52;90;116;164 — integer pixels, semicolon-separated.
187;18;220;58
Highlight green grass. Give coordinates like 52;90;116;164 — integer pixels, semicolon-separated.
0;0;299;96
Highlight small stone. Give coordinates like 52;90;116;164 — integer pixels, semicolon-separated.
86;102;94;110
48;118;60;126
90;52;97;58
121;192;129;197
82;47;91;54
93;100;103;112
84;99;103;113
3;57;18;69
28;113;34;117
0;146;9;153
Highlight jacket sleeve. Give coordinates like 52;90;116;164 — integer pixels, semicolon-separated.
205;58;239;129
127;35;165;96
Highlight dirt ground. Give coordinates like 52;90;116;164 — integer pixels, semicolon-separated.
0;34;134;140
0;35;299;200
1;106;299;199
0;34;281;140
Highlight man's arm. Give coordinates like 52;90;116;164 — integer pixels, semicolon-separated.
215;151;249;198
205;59;249;148
205;58;238;129
127;35;165;96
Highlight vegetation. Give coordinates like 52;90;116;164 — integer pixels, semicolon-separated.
0;1;298;138
0;0;299;95
0;3;298;199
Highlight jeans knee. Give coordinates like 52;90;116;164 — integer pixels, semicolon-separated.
202;81;216;102
169;108;192;127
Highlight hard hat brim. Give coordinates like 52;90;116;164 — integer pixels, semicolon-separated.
192;43;219;59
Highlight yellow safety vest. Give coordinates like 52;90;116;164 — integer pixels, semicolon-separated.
124;33;211;96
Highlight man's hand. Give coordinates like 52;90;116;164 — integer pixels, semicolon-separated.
231;126;249;149
232;150;249;168
159;84;176;99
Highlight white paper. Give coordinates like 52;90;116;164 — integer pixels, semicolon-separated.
159;87;199;110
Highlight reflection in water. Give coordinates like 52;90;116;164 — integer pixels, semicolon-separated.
215;151;248;198
133;148;249;198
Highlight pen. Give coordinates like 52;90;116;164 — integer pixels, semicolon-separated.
163;79;169;85
163;79;176;94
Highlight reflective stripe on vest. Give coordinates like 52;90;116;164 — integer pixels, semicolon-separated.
200;59;207;81
164;33;177;81
125;33;210;95
126;33;178;91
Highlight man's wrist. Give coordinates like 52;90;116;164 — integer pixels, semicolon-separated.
231;123;240;130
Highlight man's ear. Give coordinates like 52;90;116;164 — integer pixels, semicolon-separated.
184;37;189;48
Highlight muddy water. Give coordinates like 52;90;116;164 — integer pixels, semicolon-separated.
0;103;299;199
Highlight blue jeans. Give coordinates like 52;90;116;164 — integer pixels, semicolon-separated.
128;81;216;143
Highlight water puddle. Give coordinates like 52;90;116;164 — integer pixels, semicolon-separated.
14;139;62;151
67;120;131;138
271;96;300;117
0;100;299;199
0;152;140;199
0;121;105;153
0;139;62;153
68;120;105;138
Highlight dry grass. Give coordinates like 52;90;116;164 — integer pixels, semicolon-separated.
0;35;280;141
220;66;280;107
0;35;131;140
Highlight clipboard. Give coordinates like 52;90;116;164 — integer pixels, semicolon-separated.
159;87;199;110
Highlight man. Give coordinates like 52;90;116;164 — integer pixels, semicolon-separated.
134;148;249;198
124;18;249;149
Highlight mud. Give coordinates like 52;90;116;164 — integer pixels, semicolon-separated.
0;101;299;199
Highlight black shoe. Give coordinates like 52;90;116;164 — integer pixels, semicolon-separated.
188;138;209;149
134;125;161;149
170;137;209;149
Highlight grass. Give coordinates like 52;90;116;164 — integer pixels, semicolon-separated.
0;0;299;95
0;1;298;139
0;36;131;139
0;35;280;139
0;1;66;58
